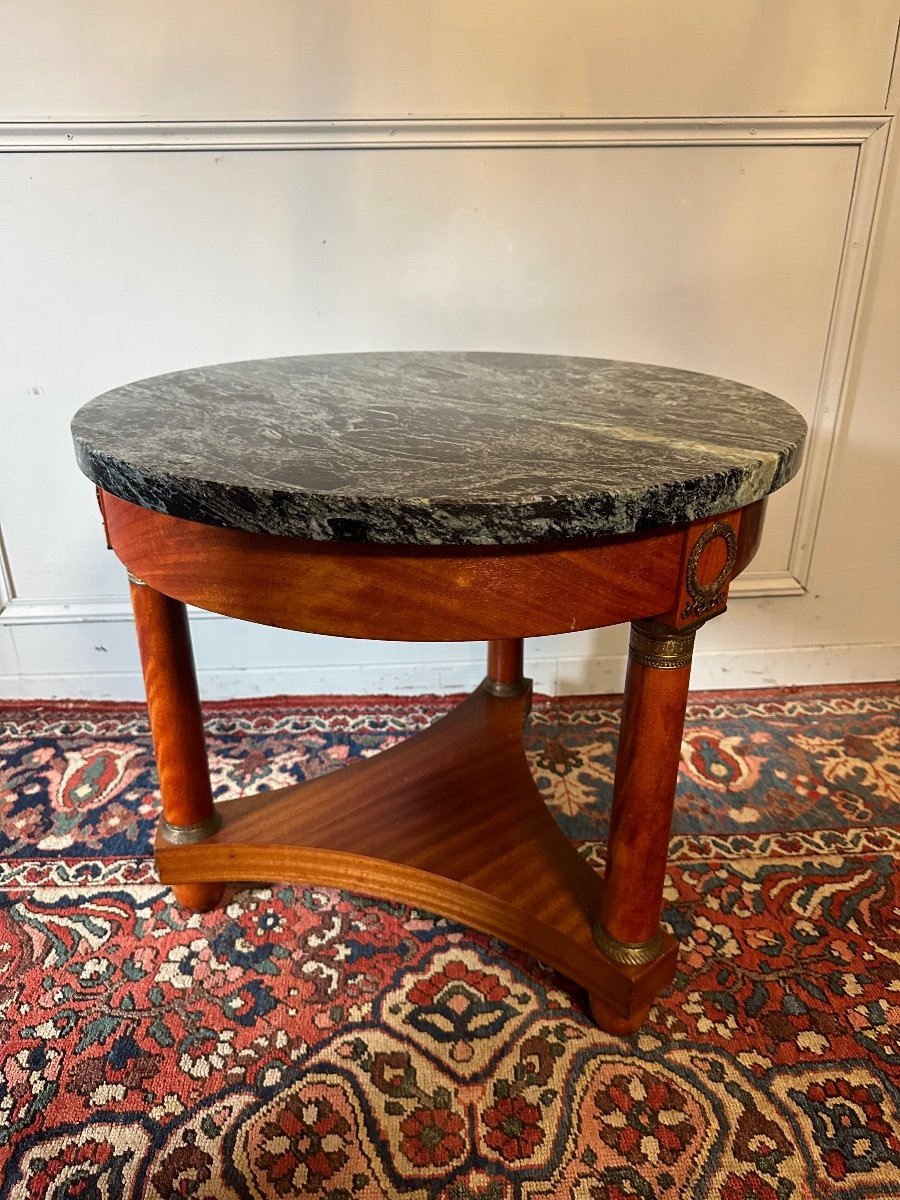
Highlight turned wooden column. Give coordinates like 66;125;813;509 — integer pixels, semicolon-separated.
486;638;525;695
128;575;224;912
594;619;698;965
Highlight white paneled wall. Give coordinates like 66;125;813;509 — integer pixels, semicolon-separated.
1;3;899;698
1;1;897;119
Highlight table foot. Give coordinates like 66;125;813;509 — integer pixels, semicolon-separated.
588;992;652;1037
171;882;226;912
589;935;678;1034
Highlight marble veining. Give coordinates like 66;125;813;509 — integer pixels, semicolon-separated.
71;352;807;545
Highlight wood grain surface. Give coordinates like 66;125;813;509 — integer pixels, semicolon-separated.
103;493;687;641
128;580;224;911
156;684;677;1029
599;650;695;947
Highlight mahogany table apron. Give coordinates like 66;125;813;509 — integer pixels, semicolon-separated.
70;351;807;1035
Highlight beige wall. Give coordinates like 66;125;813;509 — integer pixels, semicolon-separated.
1;2;898;697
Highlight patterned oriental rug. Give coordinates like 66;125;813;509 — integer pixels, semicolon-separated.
0;683;898;1199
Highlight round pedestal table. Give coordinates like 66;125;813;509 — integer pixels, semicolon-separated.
71;351;806;1034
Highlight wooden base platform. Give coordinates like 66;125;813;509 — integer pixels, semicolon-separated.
157;683;677;1034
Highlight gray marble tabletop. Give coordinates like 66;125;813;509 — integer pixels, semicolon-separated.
71;351;806;546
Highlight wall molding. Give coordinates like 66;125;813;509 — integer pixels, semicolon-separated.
0;115;889;153
0;596;140;626
0;527;13;614
729;572;805;599
0;113;888;649
785;116;892;589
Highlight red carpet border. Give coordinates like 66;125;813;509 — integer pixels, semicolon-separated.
0;682;898;1198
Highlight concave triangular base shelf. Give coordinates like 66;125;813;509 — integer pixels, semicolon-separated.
157;683;677;1033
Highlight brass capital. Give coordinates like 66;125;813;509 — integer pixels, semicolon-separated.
629;621;696;670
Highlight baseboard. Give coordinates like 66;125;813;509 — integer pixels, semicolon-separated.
1;642;897;702
556;642;900;696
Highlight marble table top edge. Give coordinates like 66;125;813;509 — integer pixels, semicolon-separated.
71;350;807;547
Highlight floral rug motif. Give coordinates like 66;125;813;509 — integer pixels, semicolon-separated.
0;683;899;1198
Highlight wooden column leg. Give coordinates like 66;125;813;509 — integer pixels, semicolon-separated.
128;574;224;912
590;620;697;1026
485;638;525;696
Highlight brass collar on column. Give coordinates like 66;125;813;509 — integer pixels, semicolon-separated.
593;923;665;966
629;621;697;670
158;812;222;845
